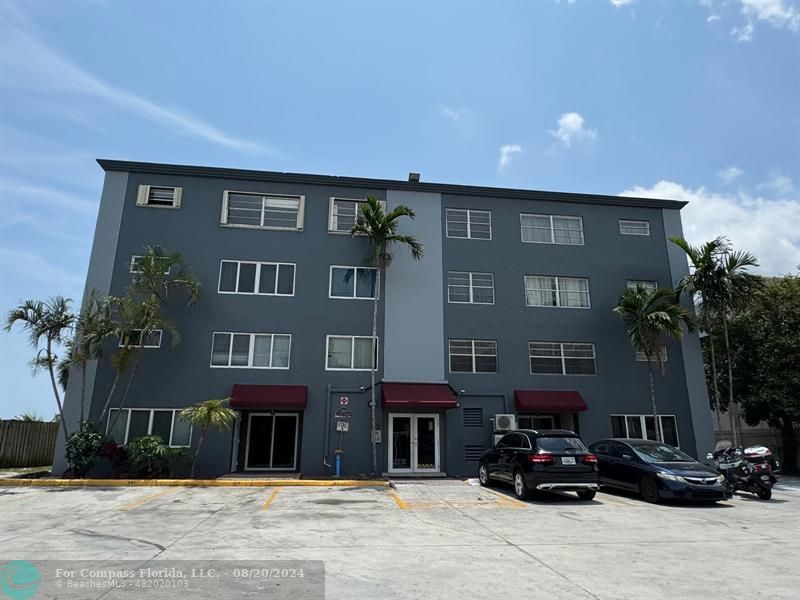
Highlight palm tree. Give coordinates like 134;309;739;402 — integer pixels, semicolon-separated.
15;412;44;422
5;296;75;437
671;236;727;437
179;398;239;478
351;197;423;474
614;286;695;442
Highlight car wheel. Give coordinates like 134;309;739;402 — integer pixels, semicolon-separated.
639;476;660;503
513;470;531;500
478;463;490;487
756;487;772;500
577;489;596;501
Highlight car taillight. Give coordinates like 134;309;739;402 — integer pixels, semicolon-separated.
582;454;598;464
528;453;554;464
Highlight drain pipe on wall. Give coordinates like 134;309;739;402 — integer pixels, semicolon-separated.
323;384;333;469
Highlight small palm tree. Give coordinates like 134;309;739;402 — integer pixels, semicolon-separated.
5;296;75;437
614;286;695;442
15;411;44;422
179;398;239;478
351;197;424;474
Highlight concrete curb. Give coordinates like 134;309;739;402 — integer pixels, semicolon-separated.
0;478;390;488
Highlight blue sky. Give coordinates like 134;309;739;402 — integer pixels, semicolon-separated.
1;0;798;419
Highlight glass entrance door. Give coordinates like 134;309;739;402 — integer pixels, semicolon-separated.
388;414;440;473
245;413;299;470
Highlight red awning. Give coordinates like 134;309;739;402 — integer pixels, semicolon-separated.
382;383;459;409
229;384;307;409
514;390;588;413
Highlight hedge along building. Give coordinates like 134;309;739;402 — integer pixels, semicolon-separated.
52;160;714;477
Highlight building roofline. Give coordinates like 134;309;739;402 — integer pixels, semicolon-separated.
96;159;688;210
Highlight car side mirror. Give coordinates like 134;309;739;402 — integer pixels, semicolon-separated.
621;454;633;461
706;453;714;460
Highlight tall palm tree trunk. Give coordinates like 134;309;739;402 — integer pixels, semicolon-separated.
98;372;122;423
191;427;208;478
721;317;740;446
369;260;381;475
47;337;70;439
648;363;662;442
707;333;723;436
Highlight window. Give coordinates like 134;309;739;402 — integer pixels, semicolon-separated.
130;255;171;275
610;414;679;447
445;208;492;240
517;415;555;430
449;339;498;373
635;346;668;362
106;408;192;446
218;261;295;296
221;191;304;230
520;214;584;245
329;266;377;299
118;329;163;348
524;275;590;308
136;185;182;209
619;219;650;236
325;335;378;370
626;280;658;293
529;342;596;375
447;271;495;304
210;332;291;369
328;197;385;233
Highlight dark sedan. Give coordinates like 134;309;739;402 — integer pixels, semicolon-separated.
479;429;599;500
588;438;732;503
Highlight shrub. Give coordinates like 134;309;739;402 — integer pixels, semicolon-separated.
98;440;128;477
127;435;170;478
65;425;102;477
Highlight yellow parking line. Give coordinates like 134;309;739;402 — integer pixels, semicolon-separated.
260;488;280;511
599;493;635;507
485;489;528;509
388;491;408;509
119;488;177;511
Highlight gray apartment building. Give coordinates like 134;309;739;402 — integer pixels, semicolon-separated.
53;160;714;477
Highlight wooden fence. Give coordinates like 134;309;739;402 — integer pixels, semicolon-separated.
0;420;59;468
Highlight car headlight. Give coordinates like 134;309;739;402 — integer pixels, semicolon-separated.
657;472;686;483
716;474;725;483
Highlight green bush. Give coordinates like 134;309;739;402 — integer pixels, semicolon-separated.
65;424;102;477
127;435;170;478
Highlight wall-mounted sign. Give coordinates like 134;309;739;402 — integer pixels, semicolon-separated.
335;408;352;419
336;420;349;432
339;396;349;406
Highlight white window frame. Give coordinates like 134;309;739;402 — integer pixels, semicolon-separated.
448;339;498;374
325;335;379;371
619;219;651;236
328;197;385;234
217;260;296;296
446;271;495;305
611;414;680;447
209;332;292;369
445;208;492;240
135;185;182;209
220;190;305;231
626;280;658;293
528;341;596;376
106;408;193;447
129;255;171;275
524;275;591;309
328;265;378;300
635;346;668;362
520;213;584;246
118;329;163;348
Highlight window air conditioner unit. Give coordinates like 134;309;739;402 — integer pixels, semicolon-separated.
494;414;516;432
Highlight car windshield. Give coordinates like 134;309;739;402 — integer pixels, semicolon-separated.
537;436;587;453
630;443;695;463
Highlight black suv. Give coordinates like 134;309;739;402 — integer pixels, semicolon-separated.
479;429;599;500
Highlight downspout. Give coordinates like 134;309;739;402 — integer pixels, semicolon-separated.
323;384;332;469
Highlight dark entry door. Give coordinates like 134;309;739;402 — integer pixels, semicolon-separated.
245;413;298;470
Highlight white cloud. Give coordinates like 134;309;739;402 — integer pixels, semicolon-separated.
497;144;522;172
732;21;755;42
549;112;597;147
609;0;633;7
438;104;466;122
740;0;800;31
758;171;795;196
717;166;743;184
0;3;265;153
707;14;721;23
620;181;800;275
0;247;85;292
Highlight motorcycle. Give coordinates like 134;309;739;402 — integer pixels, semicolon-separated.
707;444;779;500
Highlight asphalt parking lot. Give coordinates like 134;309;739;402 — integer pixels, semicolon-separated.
1;479;799;599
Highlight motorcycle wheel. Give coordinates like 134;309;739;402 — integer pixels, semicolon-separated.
756;487;772;501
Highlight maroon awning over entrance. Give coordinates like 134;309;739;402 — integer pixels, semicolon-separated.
514;390;588;413
229;384;307;409
382;383;459;409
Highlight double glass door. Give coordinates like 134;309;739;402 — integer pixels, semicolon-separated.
388;414;440;473
245;413;298;470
